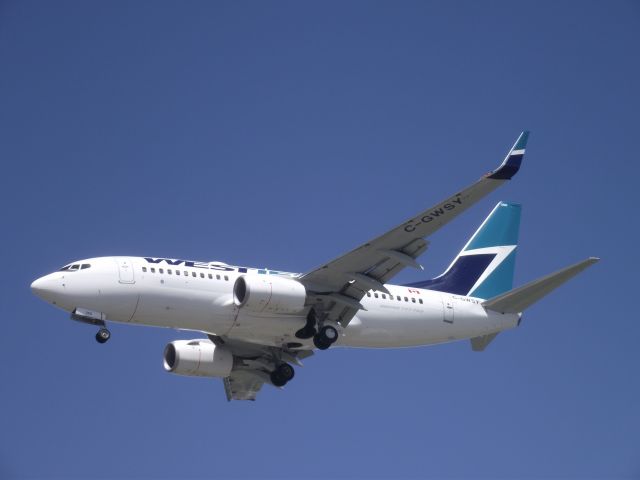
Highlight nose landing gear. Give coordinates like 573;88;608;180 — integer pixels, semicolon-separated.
70;308;111;344
95;327;111;344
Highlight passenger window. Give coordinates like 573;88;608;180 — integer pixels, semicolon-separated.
404;297;408;302
168;269;172;274
396;296;401;301
419;299;423;304
381;294;386;299
159;268;164;274
411;298;416;303
200;273;205;278
142;267;147;273
216;274;221;280
184;271;188;276
208;274;213;279
224;276;229;281
151;268;156;273
176;270;180;275
192;272;196;277
367;292;371;297
374;293;379;298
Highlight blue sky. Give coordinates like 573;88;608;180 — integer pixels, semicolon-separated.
1;1;638;478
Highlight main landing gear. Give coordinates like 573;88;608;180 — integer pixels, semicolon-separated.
295;309;340;351
295;309;318;339
95;327;111;344
270;362;295;387
313;325;338;350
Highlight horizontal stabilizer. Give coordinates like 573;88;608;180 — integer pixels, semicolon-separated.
470;332;499;351
482;257;599;313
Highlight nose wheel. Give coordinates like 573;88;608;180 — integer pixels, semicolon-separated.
95;327;111;344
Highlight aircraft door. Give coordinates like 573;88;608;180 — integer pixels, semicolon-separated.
442;297;454;324
116;258;135;284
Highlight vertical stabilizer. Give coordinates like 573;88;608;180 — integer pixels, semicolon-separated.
404;202;521;299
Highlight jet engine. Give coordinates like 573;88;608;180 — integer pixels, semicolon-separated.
163;339;233;378
233;275;306;314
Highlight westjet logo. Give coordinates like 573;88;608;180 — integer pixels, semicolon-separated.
143;258;297;277
144;258;238;271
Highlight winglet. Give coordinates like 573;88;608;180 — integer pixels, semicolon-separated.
487;131;530;180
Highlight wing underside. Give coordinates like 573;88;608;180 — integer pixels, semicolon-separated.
210;335;313;401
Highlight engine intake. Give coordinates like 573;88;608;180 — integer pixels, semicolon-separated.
233;275;306;314
163;339;233;378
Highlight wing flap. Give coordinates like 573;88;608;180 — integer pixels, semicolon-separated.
224;370;266;401
212;336;313;401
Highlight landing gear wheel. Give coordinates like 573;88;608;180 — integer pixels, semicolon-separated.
319;325;338;342
295;309;318;339
295;326;317;340
313;335;331;350
276;363;295;382
270;363;295;387
96;328;111;344
313;325;338;350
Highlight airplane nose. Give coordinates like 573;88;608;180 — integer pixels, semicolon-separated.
31;277;45;295
30;275;58;302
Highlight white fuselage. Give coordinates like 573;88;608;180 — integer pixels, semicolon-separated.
31;256;520;349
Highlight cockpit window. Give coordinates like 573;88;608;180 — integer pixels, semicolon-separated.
59;263;91;272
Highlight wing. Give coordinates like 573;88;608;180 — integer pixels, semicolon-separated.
209;335;313;401
299;131;530;327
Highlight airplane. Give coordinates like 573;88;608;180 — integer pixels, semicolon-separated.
30;132;598;401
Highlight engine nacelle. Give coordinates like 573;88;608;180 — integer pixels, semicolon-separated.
163;339;233;378
233;275;306;314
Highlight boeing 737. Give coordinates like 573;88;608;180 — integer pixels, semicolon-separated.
31;132;598;400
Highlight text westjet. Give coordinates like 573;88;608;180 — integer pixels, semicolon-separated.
143;258;298;277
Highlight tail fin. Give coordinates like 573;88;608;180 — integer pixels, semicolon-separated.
405;201;521;299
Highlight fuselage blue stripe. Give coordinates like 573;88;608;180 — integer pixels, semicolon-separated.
404;254;496;295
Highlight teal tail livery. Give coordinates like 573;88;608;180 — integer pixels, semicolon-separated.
404;202;521;299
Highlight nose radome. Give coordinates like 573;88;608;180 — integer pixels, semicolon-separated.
31;277;46;295
30;275;57;302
